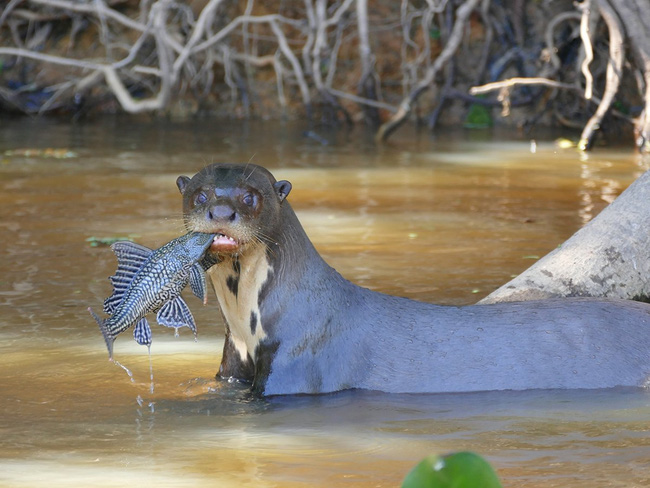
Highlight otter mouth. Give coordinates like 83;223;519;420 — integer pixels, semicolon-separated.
210;232;240;253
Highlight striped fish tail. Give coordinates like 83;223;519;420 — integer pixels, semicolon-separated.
88;307;116;360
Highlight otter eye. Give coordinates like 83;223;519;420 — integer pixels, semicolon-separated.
194;191;208;205
242;193;255;207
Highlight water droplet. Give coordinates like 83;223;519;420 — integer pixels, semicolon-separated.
113;359;135;383
148;345;155;394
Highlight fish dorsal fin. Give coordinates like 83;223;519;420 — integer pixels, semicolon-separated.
133;318;152;346
189;263;208;304
103;293;121;315
111;241;153;269
156;297;197;335
103;241;153;314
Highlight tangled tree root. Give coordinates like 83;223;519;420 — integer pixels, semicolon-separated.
1;0;649;151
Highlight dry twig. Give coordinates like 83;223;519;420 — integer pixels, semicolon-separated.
376;0;481;142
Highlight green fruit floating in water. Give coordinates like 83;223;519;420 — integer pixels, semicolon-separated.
401;451;502;488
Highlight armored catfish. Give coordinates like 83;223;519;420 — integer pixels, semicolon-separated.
89;231;218;359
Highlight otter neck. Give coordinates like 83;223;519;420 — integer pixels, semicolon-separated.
209;204;335;366
208;244;271;363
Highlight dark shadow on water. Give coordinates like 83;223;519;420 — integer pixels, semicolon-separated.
157;384;650;424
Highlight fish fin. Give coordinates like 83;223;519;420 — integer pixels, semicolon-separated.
110;241;153;282
104;274;129;314
156;297;197;335
189;263;208;305
199;252;221;271
111;241;153;262
88;307;115;360
103;294;121;315
103;242;153;314
133;318;152;346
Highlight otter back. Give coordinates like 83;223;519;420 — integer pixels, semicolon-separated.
176;163;650;396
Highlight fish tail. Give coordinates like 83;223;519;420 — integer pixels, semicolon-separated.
88;307;115;360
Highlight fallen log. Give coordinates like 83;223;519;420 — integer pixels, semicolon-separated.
480;169;650;304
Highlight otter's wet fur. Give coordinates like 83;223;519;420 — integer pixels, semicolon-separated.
178;163;650;396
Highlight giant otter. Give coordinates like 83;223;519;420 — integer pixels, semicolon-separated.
176;163;650;396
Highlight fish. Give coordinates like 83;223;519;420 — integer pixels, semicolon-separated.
88;231;218;359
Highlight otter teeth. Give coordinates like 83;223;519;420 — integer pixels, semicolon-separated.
214;233;236;243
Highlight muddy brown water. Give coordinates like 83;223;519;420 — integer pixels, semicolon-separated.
1;118;649;487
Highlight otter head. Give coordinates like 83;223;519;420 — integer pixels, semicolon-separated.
176;163;291;256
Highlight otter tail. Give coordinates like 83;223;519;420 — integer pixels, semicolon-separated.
88;307;115;360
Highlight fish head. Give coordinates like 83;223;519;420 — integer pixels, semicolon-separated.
176;163;291;256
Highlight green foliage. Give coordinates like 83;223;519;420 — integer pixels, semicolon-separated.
463;103;492;129
86;236;136;247
612;101;630;115
401;451;503;488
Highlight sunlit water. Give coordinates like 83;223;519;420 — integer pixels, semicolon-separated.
1;118;649;487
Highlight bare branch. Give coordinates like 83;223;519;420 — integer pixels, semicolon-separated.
544;11;582;71
470;77;578;95
376;0;481;142
579;0;625;150
269;18;311;109
0;0;647;153
325;0;354;27
0;46;105;70
29;0;147;33
101;0;173;113
172;0;226;84
327;88;397;112
192;14;303;57
0;0;24;29
578;0;596;100
310;0;327;92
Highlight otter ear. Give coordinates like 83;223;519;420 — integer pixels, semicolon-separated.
176;176;191;195
274;180;292;202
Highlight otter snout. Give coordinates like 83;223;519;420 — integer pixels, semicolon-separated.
207;204;238;223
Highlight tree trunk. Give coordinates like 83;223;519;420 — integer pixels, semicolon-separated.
480;169;650;304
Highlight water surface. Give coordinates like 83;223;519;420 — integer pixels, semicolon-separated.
1;118;649;487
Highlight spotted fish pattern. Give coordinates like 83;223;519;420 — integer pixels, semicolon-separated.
89;231;216;359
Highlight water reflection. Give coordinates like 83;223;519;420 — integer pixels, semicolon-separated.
0;118;649;487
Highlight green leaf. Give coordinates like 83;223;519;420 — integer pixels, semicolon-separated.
86;236;136;247
401;452;503;488
463;103;492;129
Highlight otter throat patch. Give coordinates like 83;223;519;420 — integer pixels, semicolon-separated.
209;246;270;362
